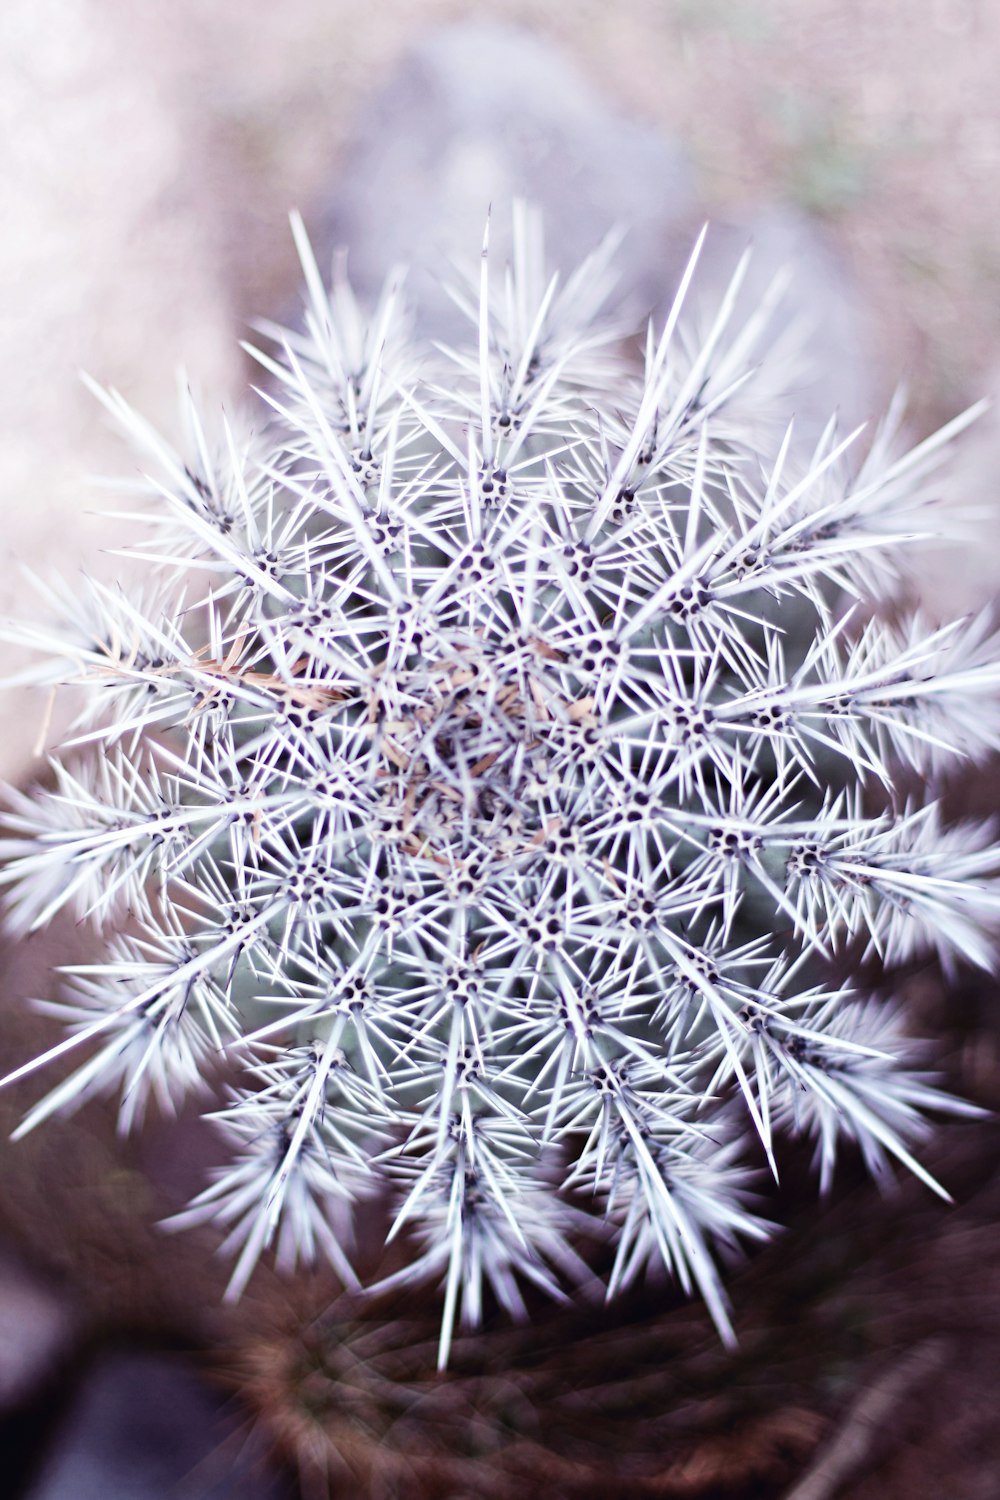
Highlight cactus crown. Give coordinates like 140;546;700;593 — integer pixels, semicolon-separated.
2;207;997;1365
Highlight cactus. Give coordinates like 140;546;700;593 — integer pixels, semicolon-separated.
1;207;997;1367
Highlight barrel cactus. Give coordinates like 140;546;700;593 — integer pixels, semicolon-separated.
2;208;996;1366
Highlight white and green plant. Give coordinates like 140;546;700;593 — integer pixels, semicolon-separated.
2;209;997;1366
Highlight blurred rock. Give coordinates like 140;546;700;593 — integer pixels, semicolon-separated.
905;357;1000;619
0;1247;76;1410
696;204;880;458
316;21;874;459
319;19;700;332
749;206;878;437
24;1350;290;1500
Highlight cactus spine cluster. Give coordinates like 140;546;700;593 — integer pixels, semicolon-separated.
2;208;997;1364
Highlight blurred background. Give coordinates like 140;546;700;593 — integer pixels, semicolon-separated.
3;3;1000;1496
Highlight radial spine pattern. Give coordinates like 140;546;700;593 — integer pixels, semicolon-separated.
2;208;999;1365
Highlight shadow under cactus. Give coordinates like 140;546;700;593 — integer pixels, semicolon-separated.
230;1067;1000;1500
206;961;1000;1499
